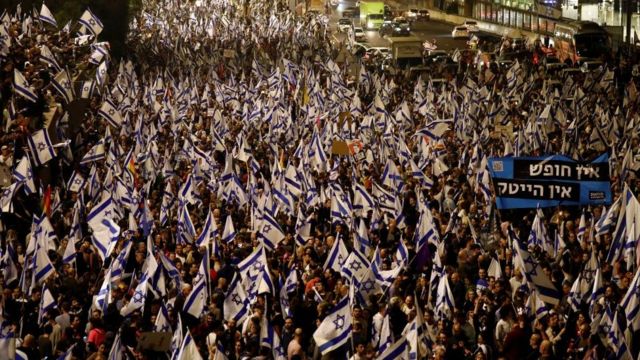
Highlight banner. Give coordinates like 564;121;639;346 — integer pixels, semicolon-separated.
488;154;612;209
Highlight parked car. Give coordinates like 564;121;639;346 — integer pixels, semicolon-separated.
367;47;390;59
378;21;395;37
353;27;366;42
425;49;448;58
452;26;469;39
362;47;390;68
351;43;371;57
463;20;479;32
388;17;410;35
338;18;352;32
343;6;359;18
425;52;453;65
417;9;430;21
405;8;419;20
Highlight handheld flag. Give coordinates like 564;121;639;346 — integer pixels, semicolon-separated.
312;296;352;355
39;4;57;27
27;129;56;166
14;69;38;103
79;9;104;36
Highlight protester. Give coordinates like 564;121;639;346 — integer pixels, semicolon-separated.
0;0;639;359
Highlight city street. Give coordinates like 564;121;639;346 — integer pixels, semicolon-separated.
5;1;635;360
328;0;498;51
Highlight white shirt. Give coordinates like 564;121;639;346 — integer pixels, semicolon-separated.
371;312;384;344
509;276;526;297
495;319;512;344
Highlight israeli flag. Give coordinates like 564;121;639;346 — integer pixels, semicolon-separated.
224;274;249;324
221;215;236;244
27;129;56;167
39;4;57;27
323;235;349;272
39;45;61;71
98;99;123;128
38;284;57;325
154;303;172;332
175;329;203;360
51;70;73;103
260;212;285;251
120;273;149;317
13;69;38;102
78;9;104;36
377;337;409;360
33;241;55;286
312;296;352;355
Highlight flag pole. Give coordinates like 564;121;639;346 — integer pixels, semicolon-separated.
206;243;212;302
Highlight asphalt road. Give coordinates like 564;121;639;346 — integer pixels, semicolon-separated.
330;1;496;51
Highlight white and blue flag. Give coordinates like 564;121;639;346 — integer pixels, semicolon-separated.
38;4;57;27
27;129;56;166
312;296;352;355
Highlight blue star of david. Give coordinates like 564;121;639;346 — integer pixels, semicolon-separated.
337;254;345;267
62;81;70;90
104;210;112;217
523;256;538;276
247;284;257;296
248;272;260;282
133;290;144;303
74;178;82;185
333;314;345;330
159;323;170;332
89;19;96;26
37;142;46;151
252;261;264;272
231;293;242;305
349;260;362;271
361;280;375;292
84;87;89;92
108;109;115;116
262;224;272;234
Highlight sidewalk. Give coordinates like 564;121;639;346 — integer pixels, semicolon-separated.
386;0;426;11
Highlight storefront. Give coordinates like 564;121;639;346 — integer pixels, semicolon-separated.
473;0;562;33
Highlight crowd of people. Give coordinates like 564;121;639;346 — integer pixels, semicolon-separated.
0;0;640;359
